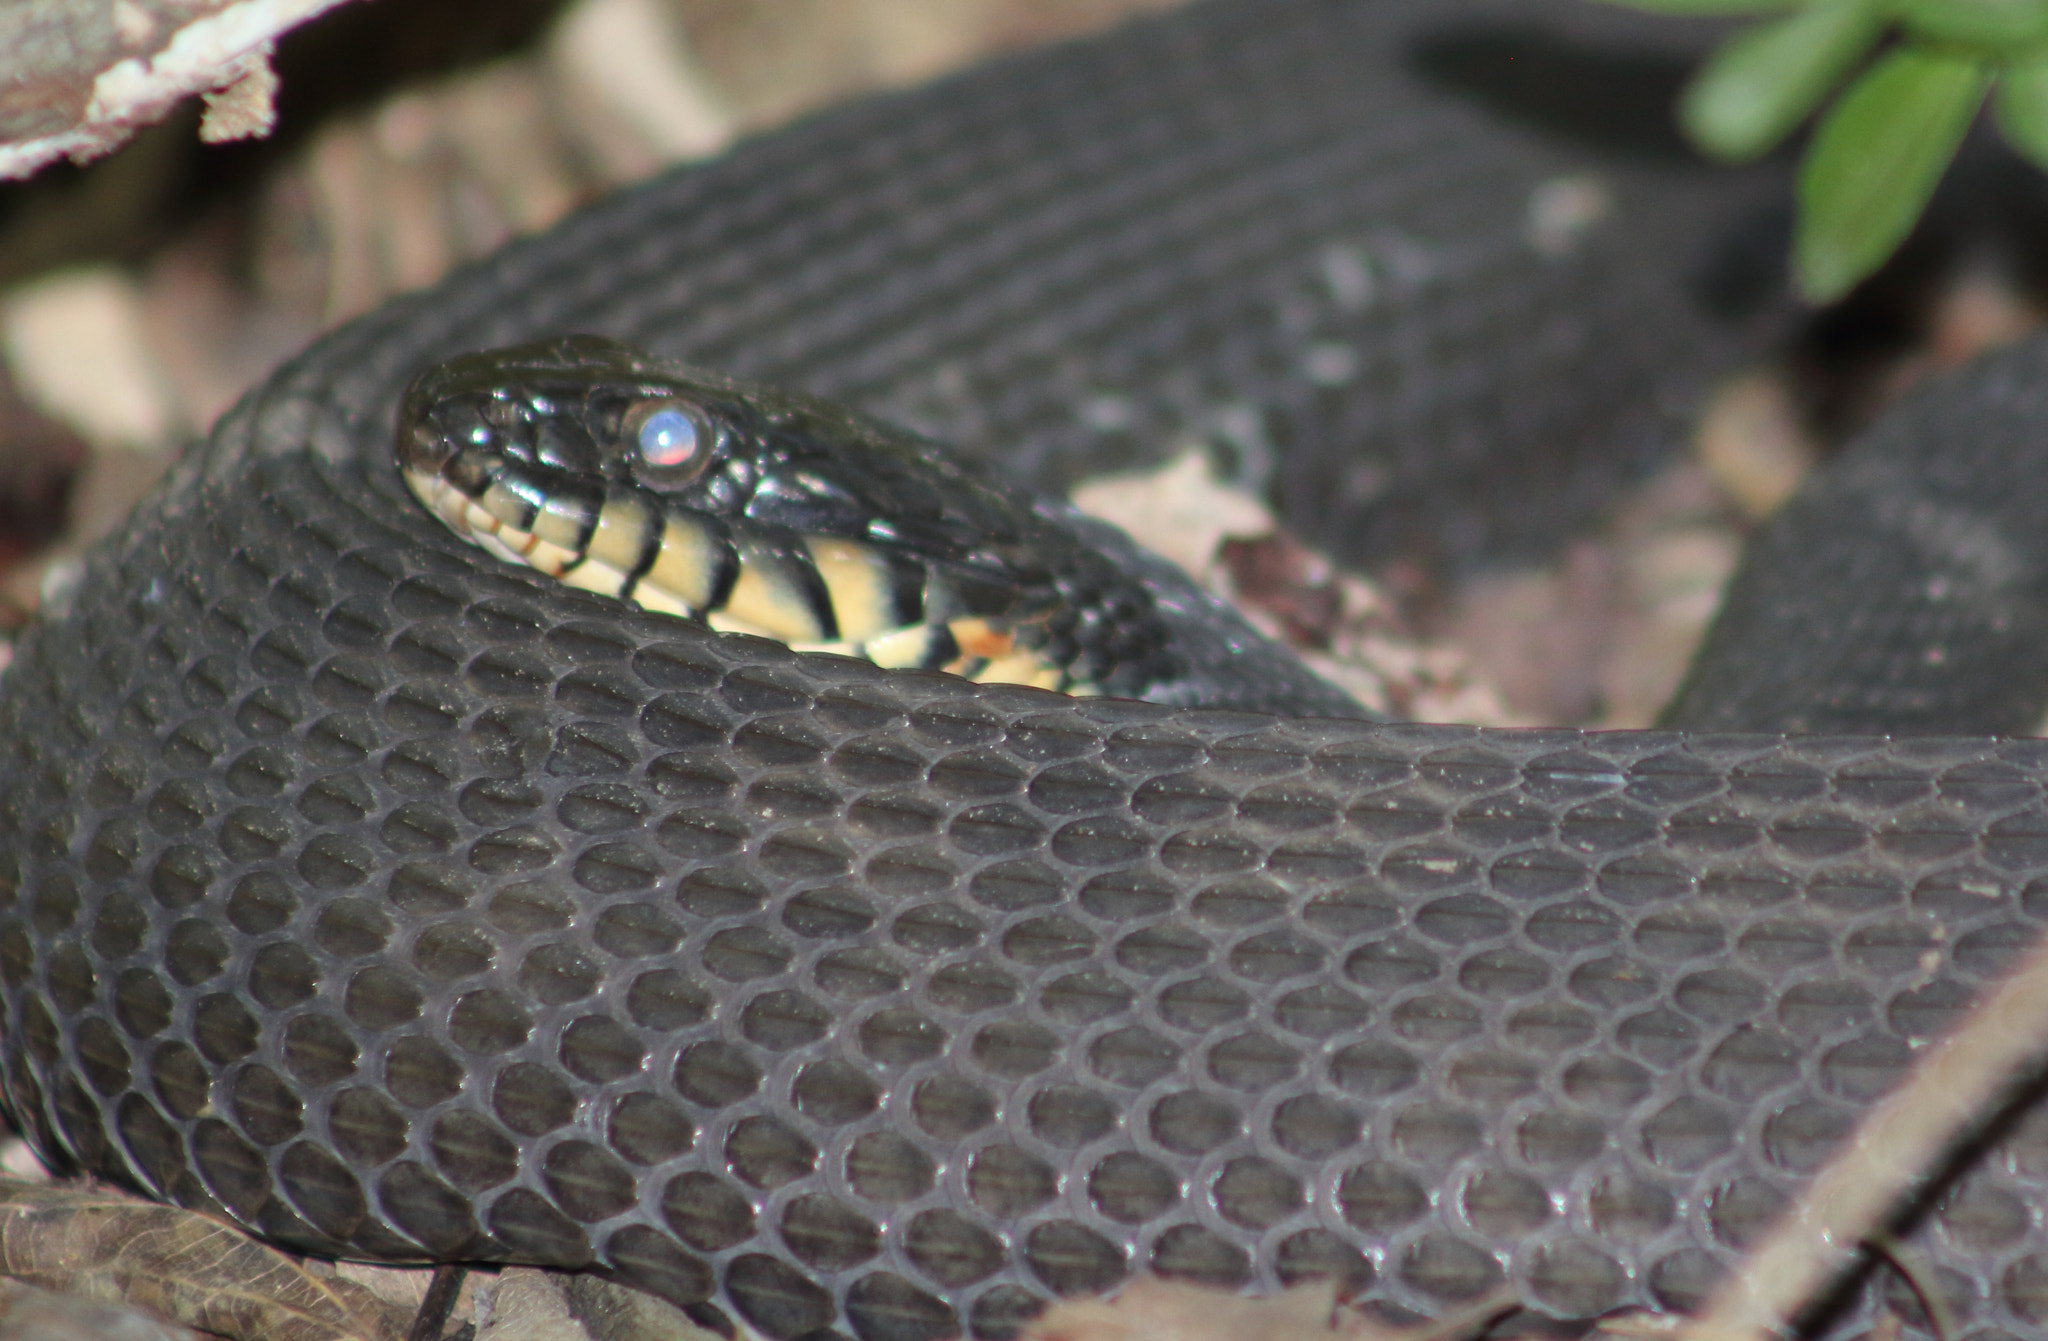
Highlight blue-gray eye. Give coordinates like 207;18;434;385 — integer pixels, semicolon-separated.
637;407;698;466
624;398;717;482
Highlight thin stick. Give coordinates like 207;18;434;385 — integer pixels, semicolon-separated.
1676;932;2048;1340
406;1264;467;1341
1865;1234;1959;1341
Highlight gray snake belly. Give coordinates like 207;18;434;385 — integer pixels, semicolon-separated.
7;1;2048;1337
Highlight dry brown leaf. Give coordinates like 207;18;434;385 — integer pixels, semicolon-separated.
1020;1279;1519;1341
0;1179;409;1341
0;1276;203;1340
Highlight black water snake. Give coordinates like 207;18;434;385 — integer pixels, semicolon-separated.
6;1;2048;1337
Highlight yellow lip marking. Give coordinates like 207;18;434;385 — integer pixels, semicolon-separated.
531;494;592;548
405;468;445;507
973;651;1065;691
485;522;544;559
561;558;631;597
864;624;937;669
406;470;474;538
630;583;692;618
720;554;829;643
482;481;539;530
586;495;656;573
407;463;1095;693
706;610;789;639
806;536;897;642
639;517;722;612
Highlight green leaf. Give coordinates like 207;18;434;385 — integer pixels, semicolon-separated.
1891;0;2048;47
1796;46;1991;300
1595;0;1799;12
1681;0;1885;161
1995;54;2048;169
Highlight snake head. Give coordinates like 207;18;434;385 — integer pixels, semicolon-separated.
396;334;1032;555
396;334;739;502
391;336;1140;694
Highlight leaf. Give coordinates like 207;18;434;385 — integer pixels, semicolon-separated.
1680;0;1884;161
1021;1279;1521;1341
0;1278;202;1341
1795;46;1991;300
1893;0;2048;46
1995;53;2048;170
1594;0;1799;13
0;1179;410;1341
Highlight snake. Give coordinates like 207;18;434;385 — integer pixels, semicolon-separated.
7;0;2048;1337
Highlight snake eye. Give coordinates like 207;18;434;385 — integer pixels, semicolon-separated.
625;398;716;479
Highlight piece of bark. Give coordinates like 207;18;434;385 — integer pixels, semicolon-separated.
0;0;356;179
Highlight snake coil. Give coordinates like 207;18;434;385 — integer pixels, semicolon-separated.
6;2;2048;1339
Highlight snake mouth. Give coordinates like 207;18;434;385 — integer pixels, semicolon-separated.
402;457;1085;692
403;462;599;583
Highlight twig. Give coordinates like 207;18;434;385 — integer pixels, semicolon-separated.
1602;930;2048;1340
406;1265;466;1341
1864;1234;1958;1341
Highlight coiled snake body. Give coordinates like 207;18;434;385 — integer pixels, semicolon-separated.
8;2;2048;1337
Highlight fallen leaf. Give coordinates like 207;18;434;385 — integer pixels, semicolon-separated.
1020;1278;1520;1341
0;1179;409;1341
0;1276;202;1340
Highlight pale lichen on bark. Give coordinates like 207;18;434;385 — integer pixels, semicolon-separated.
0;0;356;179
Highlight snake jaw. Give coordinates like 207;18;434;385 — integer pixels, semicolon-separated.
403;464;582;578
395;343;1189;699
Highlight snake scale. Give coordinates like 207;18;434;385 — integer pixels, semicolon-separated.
8;0;2048;1336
